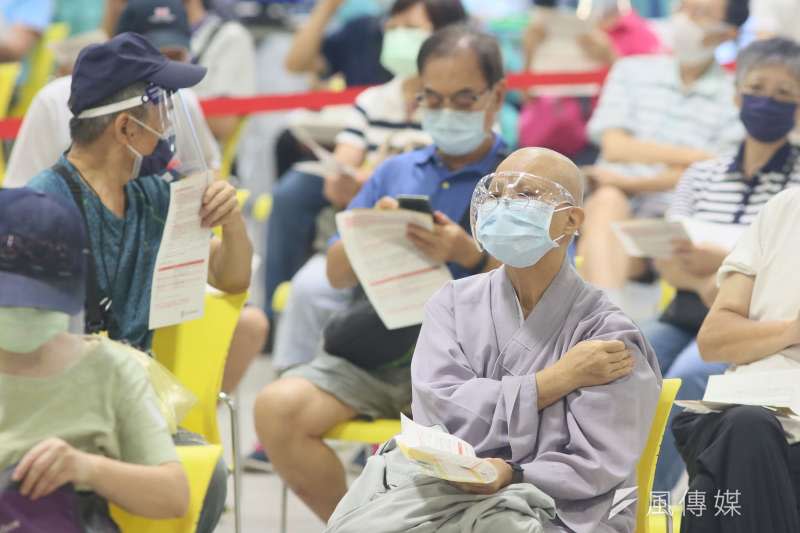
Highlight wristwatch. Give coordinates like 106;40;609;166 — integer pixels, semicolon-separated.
505;461;524;484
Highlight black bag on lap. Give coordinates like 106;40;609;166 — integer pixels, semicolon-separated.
323;286;421;370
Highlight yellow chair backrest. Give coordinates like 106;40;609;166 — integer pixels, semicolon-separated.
324;419;401;444
152;291;247;443
636;378;682;533
10;22;69;117
219;118;248;180
0;62;22;186
111;444;223;533
658;280;677;313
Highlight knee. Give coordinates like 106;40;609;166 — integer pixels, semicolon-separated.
254;378;313;438
585;185;629;214
723;405;781;436
237;307;270;347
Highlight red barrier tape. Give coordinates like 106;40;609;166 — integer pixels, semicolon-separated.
0;70;609;141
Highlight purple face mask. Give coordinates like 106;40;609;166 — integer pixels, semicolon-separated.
740;94;798;143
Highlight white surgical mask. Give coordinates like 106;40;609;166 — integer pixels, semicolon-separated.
422;108;488;157
670;12;719;66
0;307;70;353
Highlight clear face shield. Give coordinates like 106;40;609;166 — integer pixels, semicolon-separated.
76;84;209;182
470;171;577;268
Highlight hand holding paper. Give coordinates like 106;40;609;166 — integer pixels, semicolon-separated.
396;414;499;485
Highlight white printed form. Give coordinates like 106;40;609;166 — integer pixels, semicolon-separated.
148;173;211;329
336;209;453;330
396;414;498;485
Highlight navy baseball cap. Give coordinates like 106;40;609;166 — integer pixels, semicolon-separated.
0;188;89;315
69;32;206;116
116;0;191;51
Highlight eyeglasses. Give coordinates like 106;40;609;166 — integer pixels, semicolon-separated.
0;233;85;280
415;87;492;112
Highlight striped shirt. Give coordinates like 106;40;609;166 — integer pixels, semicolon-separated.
336;77;431;168
669;142;800;225
588;55;744;181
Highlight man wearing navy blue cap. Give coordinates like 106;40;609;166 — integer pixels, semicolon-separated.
27;32;253;533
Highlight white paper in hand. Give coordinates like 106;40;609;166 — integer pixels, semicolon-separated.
335;209;453;329
611;219;691;258
395;414;498;485
148;173;212;329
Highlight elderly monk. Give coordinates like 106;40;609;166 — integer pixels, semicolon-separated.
410;148;662;532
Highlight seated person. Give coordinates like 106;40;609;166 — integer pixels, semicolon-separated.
254;26;510;520
0;188;189;526
577;0;749;292
5;0;267;396
675;186;800;533
284;0;392;87
264;0;468;324
0;0;53;62
644;37;800;492
524;0;661;72
26;32;252;533
185;0;257;144
328;147;662;533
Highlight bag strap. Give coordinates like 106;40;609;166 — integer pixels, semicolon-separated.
52;164;109;334
192;17;225;65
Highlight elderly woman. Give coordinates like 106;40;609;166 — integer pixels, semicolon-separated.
673;185;800;532
0;189;188;527
643;37;800;492
325;148;661;533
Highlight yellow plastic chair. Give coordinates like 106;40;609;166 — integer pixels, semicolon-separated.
152;290;247;533
271;281;292;314
152;291;247;443
0;62;21;186
636;378;682;533
10;22;69;118
111;444;223;533
658;280;677;313
279;419;401;533
219;118;249;180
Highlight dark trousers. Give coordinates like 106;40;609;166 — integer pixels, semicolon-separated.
264;168;327;319
673;405;800;533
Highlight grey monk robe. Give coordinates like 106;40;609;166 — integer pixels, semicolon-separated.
411;262;662;533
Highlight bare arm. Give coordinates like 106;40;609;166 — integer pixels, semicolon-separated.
284;0;344;74
207;116;242;146
622;166;686;194
102;0;126;37
203;182;253;294
0;26;40;62
601;129;714;167
85;457;189;519
698;272;800;364
14;438;188;520
326;239;357;289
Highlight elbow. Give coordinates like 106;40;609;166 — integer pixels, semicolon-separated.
326;266;349;290
150;467;190;519
168;476;190;519
218;278;251;295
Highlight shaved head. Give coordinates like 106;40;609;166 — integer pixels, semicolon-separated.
495;148;584;205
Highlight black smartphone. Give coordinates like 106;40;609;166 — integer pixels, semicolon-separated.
397;194;433;215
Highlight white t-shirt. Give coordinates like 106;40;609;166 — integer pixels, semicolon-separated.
750;0;800;42
718;187;800;365
5;76;221;188
190;14;256;99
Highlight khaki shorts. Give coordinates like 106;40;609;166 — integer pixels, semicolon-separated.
282;351;411;420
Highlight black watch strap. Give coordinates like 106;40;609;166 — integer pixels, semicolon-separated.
505;461;524;484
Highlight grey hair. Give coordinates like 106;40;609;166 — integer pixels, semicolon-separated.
735;37;800;87
69;81;150;146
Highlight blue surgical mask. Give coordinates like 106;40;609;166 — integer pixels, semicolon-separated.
476;199;569;268
422;108;488;157
740;94;798;143
138;138;176;177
